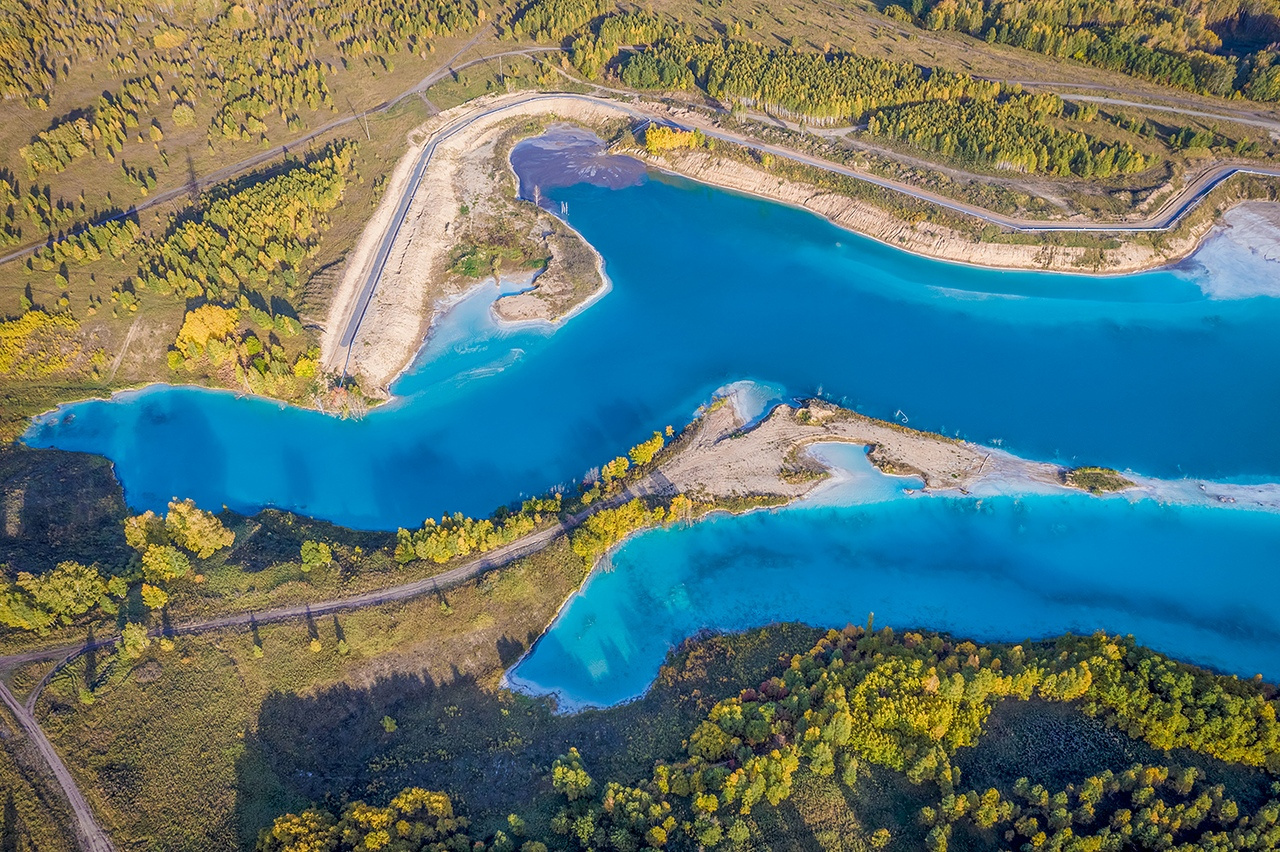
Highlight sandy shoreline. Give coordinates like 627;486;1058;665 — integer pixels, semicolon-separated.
319;91;1280;397
649;390;1280;514
502;385;1280;713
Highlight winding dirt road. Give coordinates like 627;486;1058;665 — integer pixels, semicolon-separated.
0;680;114;851
0;478;662;851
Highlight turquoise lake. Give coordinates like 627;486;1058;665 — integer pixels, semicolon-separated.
22;170;1280;528
20;145;1280;699
507;447;1280;708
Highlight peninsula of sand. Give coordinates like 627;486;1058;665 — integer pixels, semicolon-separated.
321;90;1280;392
648;392;1280;515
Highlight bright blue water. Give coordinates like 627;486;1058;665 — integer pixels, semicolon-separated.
22;171;1280;527
507;448;1280;708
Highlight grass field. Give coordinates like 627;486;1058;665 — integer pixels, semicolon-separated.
0;698;78;852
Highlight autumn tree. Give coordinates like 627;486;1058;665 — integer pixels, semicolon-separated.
165;498;234;558
299;540;332;572
120;622;151;659
140;583;169;611
141;543;192;583
124;510;167;552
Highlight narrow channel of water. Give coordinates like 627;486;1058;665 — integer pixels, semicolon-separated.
23;139;1280;527
507;445;1280;710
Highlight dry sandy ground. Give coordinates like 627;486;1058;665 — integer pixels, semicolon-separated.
321;91;1280;392
652;398;1063;504
651;394;1280;513
1213;201;1280;259
653;148;1213;274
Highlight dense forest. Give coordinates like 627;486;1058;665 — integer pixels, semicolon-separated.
531;10;1160;177
0;0;478;276
884;0;1280;100
5;0;479;116
868;94;1151;176
259;627;1280;850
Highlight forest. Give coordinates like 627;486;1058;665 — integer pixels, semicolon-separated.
17;142;357;400
885;0;1280;100
551;17;1159;177
0;0;479;303
258;626;1280;850
868;95;1151;177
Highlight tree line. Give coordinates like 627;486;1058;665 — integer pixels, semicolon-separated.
508;0;610;42
18;76;162;178
564;25;1154;176
886;0;1280;100
259;626;1280;850
0;498;233;633
929;763;1280;851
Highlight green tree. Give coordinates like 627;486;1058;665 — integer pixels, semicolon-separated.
141;544;192;583
165;498;234;558
124;510;167;551
23;561;105;621
299;540;332;572
120;622;151;659
140;583;169;611
552;748;595;801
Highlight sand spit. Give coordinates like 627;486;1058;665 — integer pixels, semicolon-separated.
320;96;625;391
651;394;1280;514
652;397;1063;504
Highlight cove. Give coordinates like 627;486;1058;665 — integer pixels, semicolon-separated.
507;446;1280;710
22;151;1280;528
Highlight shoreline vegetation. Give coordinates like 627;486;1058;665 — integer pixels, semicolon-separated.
6;87;1279;427
7;387;1278;664
3;392;1279;849
317;89;1280;397
5;3;1280;847
6;0;1280;442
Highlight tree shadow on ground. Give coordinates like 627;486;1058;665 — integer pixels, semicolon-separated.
954;698;1274;811
0;447;130;574
232;623;822;849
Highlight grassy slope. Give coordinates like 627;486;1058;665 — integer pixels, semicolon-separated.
36;536;589;850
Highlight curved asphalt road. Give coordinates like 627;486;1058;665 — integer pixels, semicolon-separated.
334;88;1280;362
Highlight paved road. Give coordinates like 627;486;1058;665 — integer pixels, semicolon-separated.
0;45;561;270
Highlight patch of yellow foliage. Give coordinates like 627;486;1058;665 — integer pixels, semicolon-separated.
644;125;708;154
152;28;188;50
175;304;239;354
0;311;84;379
